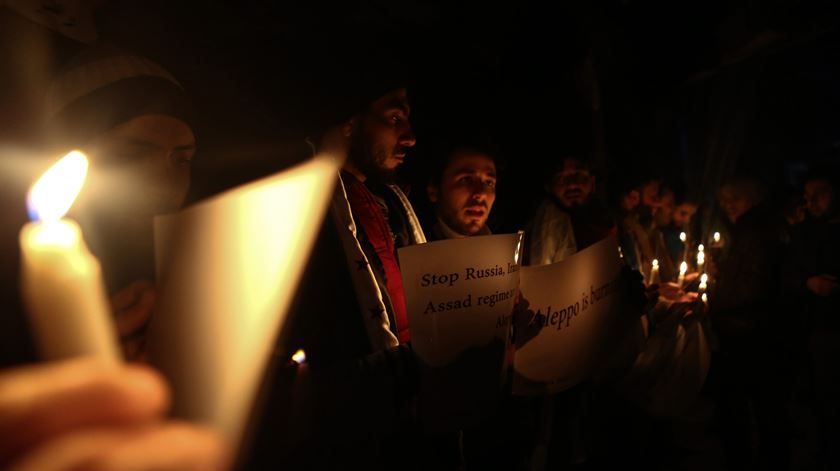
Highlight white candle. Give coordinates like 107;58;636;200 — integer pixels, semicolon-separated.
699;273;708;293
20;151;120;363
696;246;705;273
648;258;660;286
677;261;687;288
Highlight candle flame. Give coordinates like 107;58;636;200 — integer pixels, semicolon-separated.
680;261;688;274
652;259;659;268
700;273;708;284
713;232;721;242
679;232;687;242
701;293;708;303
291;349;307;364
698;244;705;252
27;151;89;223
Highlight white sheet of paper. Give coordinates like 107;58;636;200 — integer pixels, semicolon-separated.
513;235;623;394
398;233;522;367
148;155;340;445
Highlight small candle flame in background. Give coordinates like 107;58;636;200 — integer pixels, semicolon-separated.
291;349;307;364
27;151;89;223
713;232;721;243
679;261;687;275
700;273;708;284
679;232;687;242
698;244;704;253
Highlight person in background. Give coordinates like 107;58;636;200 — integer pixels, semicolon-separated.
783;168;840;469
525;157;579;266
710;176;790;470
543;155;616;251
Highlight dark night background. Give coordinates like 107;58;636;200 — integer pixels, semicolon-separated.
94;0;840;231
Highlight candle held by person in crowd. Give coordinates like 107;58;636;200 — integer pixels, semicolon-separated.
696;244;705;273
677;261;687;288
648;258;660;286
291;349;307;365
19;151;120;363
698;273;708;293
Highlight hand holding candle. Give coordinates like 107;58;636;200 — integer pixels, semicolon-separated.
20;151;120;363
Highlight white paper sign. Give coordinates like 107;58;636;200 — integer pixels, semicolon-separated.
513;235;623;394
398;233;523;367
148;155;340;447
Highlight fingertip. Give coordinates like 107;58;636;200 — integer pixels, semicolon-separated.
120;365;171;416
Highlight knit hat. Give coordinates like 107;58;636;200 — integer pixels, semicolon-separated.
45;45;192;148
281;19;416;137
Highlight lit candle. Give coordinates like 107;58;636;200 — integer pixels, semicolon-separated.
698;273;708;293
291;349;307;365
20;151;120;362
648;258;660;286
696;245;705;273
701;292;708;306
677;261;687;288
680;231;688;260
679;232;687;243
713;232;721;244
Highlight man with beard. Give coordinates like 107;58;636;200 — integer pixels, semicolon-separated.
527;156;615;266
250;72;478;468
425;144;498;240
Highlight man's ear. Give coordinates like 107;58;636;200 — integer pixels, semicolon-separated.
427;181;439;204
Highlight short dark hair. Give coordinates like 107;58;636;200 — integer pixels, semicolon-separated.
428;137;504;186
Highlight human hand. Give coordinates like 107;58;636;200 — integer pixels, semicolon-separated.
0;358;229;471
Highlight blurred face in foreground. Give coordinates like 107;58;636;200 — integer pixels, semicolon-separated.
85;114;196;216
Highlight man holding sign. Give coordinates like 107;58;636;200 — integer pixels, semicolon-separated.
425;142;499;240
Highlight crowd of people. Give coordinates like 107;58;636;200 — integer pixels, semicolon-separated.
1;3;839;471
